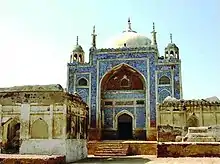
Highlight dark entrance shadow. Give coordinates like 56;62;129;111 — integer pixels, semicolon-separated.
118;114;132;140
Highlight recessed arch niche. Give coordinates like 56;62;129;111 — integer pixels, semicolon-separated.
101;64;145;91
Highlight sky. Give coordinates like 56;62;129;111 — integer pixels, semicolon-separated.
0;0;219;99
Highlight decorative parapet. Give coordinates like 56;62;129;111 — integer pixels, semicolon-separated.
158;98;220;111
95;46;157;54
0;84;88;107
0;84;64;92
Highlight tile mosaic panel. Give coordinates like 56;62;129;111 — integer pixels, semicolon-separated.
136;107;146;128
115;107;134;116
103;92;145;99
103;108;113;128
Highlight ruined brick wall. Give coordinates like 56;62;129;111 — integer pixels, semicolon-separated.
157;100;220;141
0;87;89;153
157;142;220;157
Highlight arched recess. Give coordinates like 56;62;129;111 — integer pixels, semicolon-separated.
159;76;171;85
158;89;171;103
186;113;199;128
100;63;146;91
77;78;88;86
31;118;49;139
99;63;147;139
5;117;20;151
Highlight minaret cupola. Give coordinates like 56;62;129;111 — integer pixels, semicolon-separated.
165;33;179;59
70;36;85;63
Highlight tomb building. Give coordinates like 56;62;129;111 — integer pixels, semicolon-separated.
0;84;88;163
67;18;183;140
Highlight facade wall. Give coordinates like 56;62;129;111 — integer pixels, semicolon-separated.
0;88;88;162
20;139;87;163
68;47;182;140
157;100;220;141
157;101;220;127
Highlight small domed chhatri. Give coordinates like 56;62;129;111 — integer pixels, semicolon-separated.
67;17;182;141
72;36;84;53
104;18;152;48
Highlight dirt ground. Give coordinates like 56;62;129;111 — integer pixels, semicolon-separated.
73;155;220;164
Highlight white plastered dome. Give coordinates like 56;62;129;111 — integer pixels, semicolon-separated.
104;18;152;48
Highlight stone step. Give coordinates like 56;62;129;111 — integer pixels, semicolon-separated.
97;146;124;149
94;144;129;156
97;144;123;147
95;150;127;153
94;151;127;156
96;149;127;151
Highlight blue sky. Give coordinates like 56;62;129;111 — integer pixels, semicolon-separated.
0;0;219;99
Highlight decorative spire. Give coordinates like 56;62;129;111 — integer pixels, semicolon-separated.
123;17;136;33
151;22;157;47
153;22;155;32
91;25;97;48
128;17;132;30
170;33;173;43
76;36;79;45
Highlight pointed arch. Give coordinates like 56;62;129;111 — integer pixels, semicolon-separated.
158;89;171;103
100;63;146;91
159;76;171;85
77;77;88;86
186;113;199;128
31;118;48;139
115;110;135;130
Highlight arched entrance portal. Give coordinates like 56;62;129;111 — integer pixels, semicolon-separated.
118;114;133;140
100;63;146;140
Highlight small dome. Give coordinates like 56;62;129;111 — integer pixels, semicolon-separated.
72;36;84;53
165;34;179;50
166;43;178;49
72;45;84;53
104;18;151;48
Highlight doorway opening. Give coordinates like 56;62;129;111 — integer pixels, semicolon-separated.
117;114;133;140
6;122;20;153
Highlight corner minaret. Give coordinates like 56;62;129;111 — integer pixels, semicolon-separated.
91;26;97;48
165;33;179;59
70;36;85;63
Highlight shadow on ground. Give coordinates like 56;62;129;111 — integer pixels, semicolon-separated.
72;157;152;164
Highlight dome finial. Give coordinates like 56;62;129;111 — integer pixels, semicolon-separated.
170;33;173;43
93;25;96;34
128;17;131;30
123;17;136;33
76;36;79;45
153;22;155;32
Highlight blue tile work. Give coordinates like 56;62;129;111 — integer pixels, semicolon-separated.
76;88;89;104
90;67;97;128
157;71;172;80
103;92;145;99
156;63;182;102
158;86;172;93
174;64;181;99
103;108;113;128
158;89;171;103
98;59;149;80
115;107;134;116
76;74;90;82
67;47;182;129
136;107;146;128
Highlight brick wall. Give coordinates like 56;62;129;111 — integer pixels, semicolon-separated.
157;142;220;157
